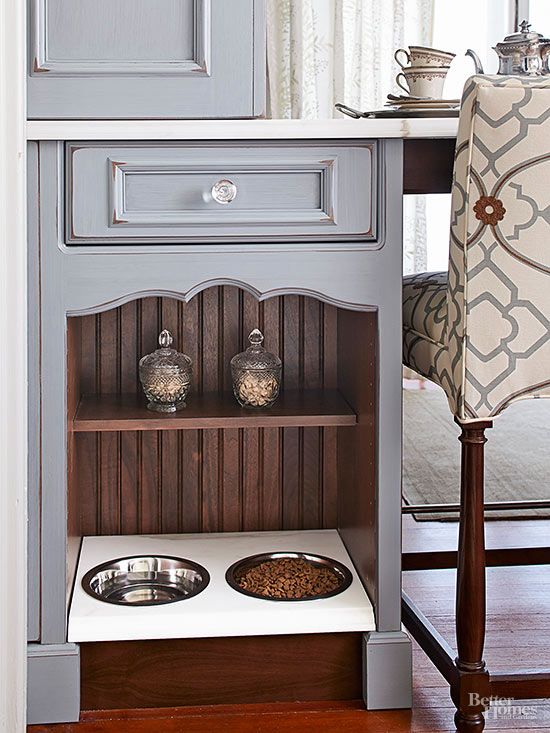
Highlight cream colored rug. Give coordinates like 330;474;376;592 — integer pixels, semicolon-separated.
403;387;550;521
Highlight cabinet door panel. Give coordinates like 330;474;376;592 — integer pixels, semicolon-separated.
45;0;196;68
28;0;265;119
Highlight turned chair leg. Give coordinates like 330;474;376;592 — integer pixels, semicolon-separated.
451;421;492;732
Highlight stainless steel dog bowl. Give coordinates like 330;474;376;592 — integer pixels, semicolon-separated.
226;551;353;601
82;555;210;606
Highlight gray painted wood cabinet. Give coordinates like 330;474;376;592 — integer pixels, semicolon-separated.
28;0;266;119
27;138;412;724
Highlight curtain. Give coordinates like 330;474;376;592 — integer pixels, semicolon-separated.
266;0;434;274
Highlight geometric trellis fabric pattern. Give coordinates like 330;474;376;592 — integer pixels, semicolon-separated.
403;75;550;423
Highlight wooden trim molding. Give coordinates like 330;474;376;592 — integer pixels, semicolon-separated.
108;156;338;229
65;283;378;318
0;0;27;730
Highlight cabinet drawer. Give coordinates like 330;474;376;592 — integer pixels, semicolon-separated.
66;143;378;245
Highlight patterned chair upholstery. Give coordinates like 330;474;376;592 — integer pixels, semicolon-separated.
402;75;550;733
403;75;550;423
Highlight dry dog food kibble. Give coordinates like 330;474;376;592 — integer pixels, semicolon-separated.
236;557;341;599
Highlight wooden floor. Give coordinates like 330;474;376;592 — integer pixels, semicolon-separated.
30;516;550;733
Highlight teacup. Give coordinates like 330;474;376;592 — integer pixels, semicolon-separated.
396;65;448;98
394;46;455;69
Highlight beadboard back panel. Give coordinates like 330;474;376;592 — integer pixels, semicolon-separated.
70;287;341;536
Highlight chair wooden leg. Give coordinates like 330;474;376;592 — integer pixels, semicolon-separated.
451;421;492;732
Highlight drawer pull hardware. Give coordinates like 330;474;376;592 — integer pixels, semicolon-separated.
211;179;237;204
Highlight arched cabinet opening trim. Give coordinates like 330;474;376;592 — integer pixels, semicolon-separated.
66;279;376;318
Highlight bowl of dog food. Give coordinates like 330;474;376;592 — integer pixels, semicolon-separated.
225;551;353;601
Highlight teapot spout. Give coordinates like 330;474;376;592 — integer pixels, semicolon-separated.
466;49;484;74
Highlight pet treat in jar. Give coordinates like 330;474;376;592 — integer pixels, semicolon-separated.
230;329;281;408
139;329;192;412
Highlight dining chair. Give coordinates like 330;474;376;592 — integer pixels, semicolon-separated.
401;75;550;732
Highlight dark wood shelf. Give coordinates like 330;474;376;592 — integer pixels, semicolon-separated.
72;390;357;432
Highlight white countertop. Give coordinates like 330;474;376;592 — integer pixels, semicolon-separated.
69;529;376;643
26;117;458;141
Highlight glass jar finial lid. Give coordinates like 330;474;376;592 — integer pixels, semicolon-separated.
158;329;173;349
139;329;192;412
231;329;282;408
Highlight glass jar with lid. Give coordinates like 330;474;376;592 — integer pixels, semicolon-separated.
231;329;282;408
139;329;192;412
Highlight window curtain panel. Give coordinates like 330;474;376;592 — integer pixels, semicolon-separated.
266;0;434;274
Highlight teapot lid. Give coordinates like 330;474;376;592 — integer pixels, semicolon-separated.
500;20;543;44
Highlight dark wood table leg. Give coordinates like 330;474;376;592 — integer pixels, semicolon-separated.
451;420;492;732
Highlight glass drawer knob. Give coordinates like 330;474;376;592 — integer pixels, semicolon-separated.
211;179;237;204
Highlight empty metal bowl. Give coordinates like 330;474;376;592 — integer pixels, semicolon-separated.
226;551;353;601
81;555;210;606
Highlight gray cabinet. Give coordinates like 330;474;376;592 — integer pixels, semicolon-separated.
28;0;265;119
27;138;411;723
66;142;378;245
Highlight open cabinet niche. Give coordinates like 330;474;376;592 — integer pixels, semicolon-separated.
66;285;379;710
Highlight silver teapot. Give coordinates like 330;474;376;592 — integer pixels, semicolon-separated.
466;21;550;76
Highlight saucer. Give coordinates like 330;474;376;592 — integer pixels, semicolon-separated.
334;100;459;119
387;95;459;110
366;107;459;118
